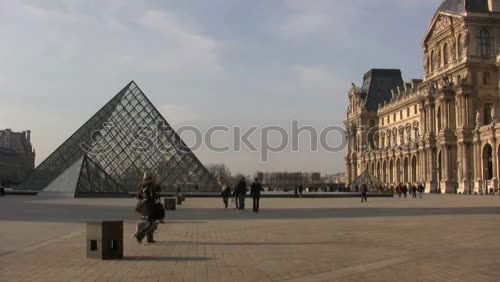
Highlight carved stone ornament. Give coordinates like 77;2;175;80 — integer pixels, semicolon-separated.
434;16;451;34
476;110;481;128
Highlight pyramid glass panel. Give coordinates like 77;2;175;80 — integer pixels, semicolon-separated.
19;81;220;195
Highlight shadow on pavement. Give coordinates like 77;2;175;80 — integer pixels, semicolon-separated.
123;256;213;262
155;241;340;246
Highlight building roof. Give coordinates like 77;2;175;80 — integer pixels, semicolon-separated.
0;130;32;154
360;69;403;112
435;0;489;16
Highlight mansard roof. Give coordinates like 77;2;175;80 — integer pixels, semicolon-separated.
435;0;489;17
360;69;403;112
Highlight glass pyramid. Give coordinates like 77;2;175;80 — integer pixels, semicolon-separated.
19;81;220;195
349;170;388;192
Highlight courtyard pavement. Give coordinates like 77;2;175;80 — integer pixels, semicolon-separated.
0;195;500;281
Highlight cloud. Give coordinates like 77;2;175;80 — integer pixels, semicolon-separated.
293;65;348;96
159;104;199;126
132;9;222;73
0;1;223;79
274;0;359;46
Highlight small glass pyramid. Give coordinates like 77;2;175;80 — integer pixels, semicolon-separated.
349;170;388;192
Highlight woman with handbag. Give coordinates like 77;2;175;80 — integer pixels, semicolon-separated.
134;172;160;244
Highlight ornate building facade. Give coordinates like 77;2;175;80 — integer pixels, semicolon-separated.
0;129;35;185
345;0;500;193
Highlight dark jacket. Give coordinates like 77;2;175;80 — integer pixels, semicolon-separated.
136;179;157;217
221;185;231;197
250;182;264;198
361;185;368;194
236;179;247;196
417;185;424;192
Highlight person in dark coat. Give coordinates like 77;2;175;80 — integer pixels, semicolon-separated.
402;184;408;198
236;177;247;210
417;183;424;198
360;184;368;203
250;178;264;213
221;184;231;208
233;184;239;209
134;172;160;244
411;184;417;198
298;184;304;197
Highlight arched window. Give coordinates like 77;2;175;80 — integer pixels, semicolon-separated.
438;49;442;67
457;34;463;57
443;43;449;65
430;51;435;72
479;29;491;57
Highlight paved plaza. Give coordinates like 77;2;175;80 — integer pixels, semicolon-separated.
0;195;500;281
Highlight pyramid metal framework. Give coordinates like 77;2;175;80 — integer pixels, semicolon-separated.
349;170;388;192
19;81;220;195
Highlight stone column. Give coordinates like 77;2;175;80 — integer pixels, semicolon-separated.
460;142;472;193
473;134;482;193
492;136;498;189
424;147;435;193
457;143;463;181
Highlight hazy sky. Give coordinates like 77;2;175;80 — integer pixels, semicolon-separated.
0;0;440;175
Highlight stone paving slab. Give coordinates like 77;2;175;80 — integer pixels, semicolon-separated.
0;196;499;281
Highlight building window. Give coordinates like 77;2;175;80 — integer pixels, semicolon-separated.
407;108;410;117
443;43;449;65
370;120;375;127
479;29;491;57
483;72;491;85
430;51;435;72
414;105;417;114
438;49;442;68
484;103;493;124
400;111;402;119
457;34;463;57
381;118;384;126
387;116;390;124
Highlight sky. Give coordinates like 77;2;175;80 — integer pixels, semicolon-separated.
0;0;441;175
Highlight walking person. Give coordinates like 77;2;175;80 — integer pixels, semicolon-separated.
221;184;231;208
396;184;402;198
417;183;424;198
233;184;239;209
411;184;417;199
360;184;368;203
298;184;304;197
251;178;264;213
134;172;161;244
403;184;408;198
236;177;247;210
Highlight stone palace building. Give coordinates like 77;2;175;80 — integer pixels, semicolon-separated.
0;129;35;185
345;0;500;193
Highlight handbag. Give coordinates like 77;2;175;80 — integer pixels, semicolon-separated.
151;202;165;220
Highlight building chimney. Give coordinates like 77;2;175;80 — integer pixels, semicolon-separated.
26;130;31;143
488;0;500;12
